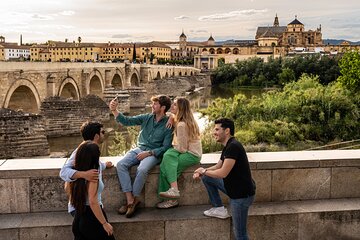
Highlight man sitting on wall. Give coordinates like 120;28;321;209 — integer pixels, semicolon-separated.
109;95;173;218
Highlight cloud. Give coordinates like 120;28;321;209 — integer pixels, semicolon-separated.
60;11;75;16
199;9;268;21
111;34;154;42
188;36;208;41
111;34;132;38
31;14;54;20
335;23;360;29
40;24;75;30
174;15;190;20
189;29;208;34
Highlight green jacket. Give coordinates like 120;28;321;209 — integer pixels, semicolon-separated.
115;113;173;158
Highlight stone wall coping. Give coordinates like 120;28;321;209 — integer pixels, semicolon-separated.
1;198;360;230
0;150;359;174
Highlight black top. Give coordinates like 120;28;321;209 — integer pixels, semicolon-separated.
220;137;256;199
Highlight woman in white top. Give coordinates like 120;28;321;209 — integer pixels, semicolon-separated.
70;141;115;240
157;97;202;209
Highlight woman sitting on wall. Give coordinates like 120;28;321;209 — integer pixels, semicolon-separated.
157;97;202;208
70;140;116;240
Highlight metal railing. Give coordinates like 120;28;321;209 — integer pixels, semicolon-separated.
304;139;360;151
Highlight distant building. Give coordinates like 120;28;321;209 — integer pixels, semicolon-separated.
0;36;30;61
30;41;103;62
28;39;173;63
136;42;172;63
161;31;215;61
195;15;332;70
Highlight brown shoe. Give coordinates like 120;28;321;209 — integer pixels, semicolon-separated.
125;198;141;218
117;204;128;215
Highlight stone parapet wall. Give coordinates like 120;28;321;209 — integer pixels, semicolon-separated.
40;95;110;137
0;150;359;214
0;108;49;159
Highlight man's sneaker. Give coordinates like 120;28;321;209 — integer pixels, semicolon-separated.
159;187;180;199
204;206;230;219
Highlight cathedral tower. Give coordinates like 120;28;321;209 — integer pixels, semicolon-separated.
273;14;279;27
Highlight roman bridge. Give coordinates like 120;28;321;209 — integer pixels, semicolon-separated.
0;62;200;113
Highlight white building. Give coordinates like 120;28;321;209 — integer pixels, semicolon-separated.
4;45;30;60
0;36;30;60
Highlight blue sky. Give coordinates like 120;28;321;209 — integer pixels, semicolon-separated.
1;0;359;44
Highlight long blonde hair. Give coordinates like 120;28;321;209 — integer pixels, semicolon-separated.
174;97;200;140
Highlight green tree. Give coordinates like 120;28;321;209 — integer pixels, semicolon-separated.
277;67;296;86
108;126;139;156
201;74;360;150
337;50;360;92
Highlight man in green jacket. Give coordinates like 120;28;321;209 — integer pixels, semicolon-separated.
109;95;172;218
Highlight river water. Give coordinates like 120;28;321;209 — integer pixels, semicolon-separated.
48;86;264;156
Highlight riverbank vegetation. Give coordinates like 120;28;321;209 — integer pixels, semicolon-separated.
201;51;360;152
211;54;341;88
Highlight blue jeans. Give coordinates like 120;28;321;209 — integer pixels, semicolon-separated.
202;175;254;240
116;147;160;197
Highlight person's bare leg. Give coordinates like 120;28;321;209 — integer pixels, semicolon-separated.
170;181;178;190
125;192;134;204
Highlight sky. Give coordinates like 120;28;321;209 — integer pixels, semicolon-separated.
1;0;360;44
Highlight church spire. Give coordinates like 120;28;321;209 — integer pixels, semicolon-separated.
273;13;279;27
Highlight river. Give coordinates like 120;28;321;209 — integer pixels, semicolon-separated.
48;86;265;156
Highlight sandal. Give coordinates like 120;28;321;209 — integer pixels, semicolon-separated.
156;200;179;209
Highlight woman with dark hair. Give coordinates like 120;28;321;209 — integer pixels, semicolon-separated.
157;97;202;208
70;141;115;240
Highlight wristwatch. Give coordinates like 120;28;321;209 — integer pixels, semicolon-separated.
148;150;153;156
201;168;207;175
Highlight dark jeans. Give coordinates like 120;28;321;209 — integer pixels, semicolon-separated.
72;206;116;240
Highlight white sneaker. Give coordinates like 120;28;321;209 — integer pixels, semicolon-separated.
204;206;230;219
159;187;180;199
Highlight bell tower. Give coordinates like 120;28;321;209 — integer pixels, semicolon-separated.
179;29;187;51
273;14;279;27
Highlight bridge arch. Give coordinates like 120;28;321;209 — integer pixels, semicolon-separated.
155;71;161;80
58;77;80;100
129;69;140;86
164;72;169;78
87;69;105;97
3;79;41;113
111;73;124;90
111;68;125;89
